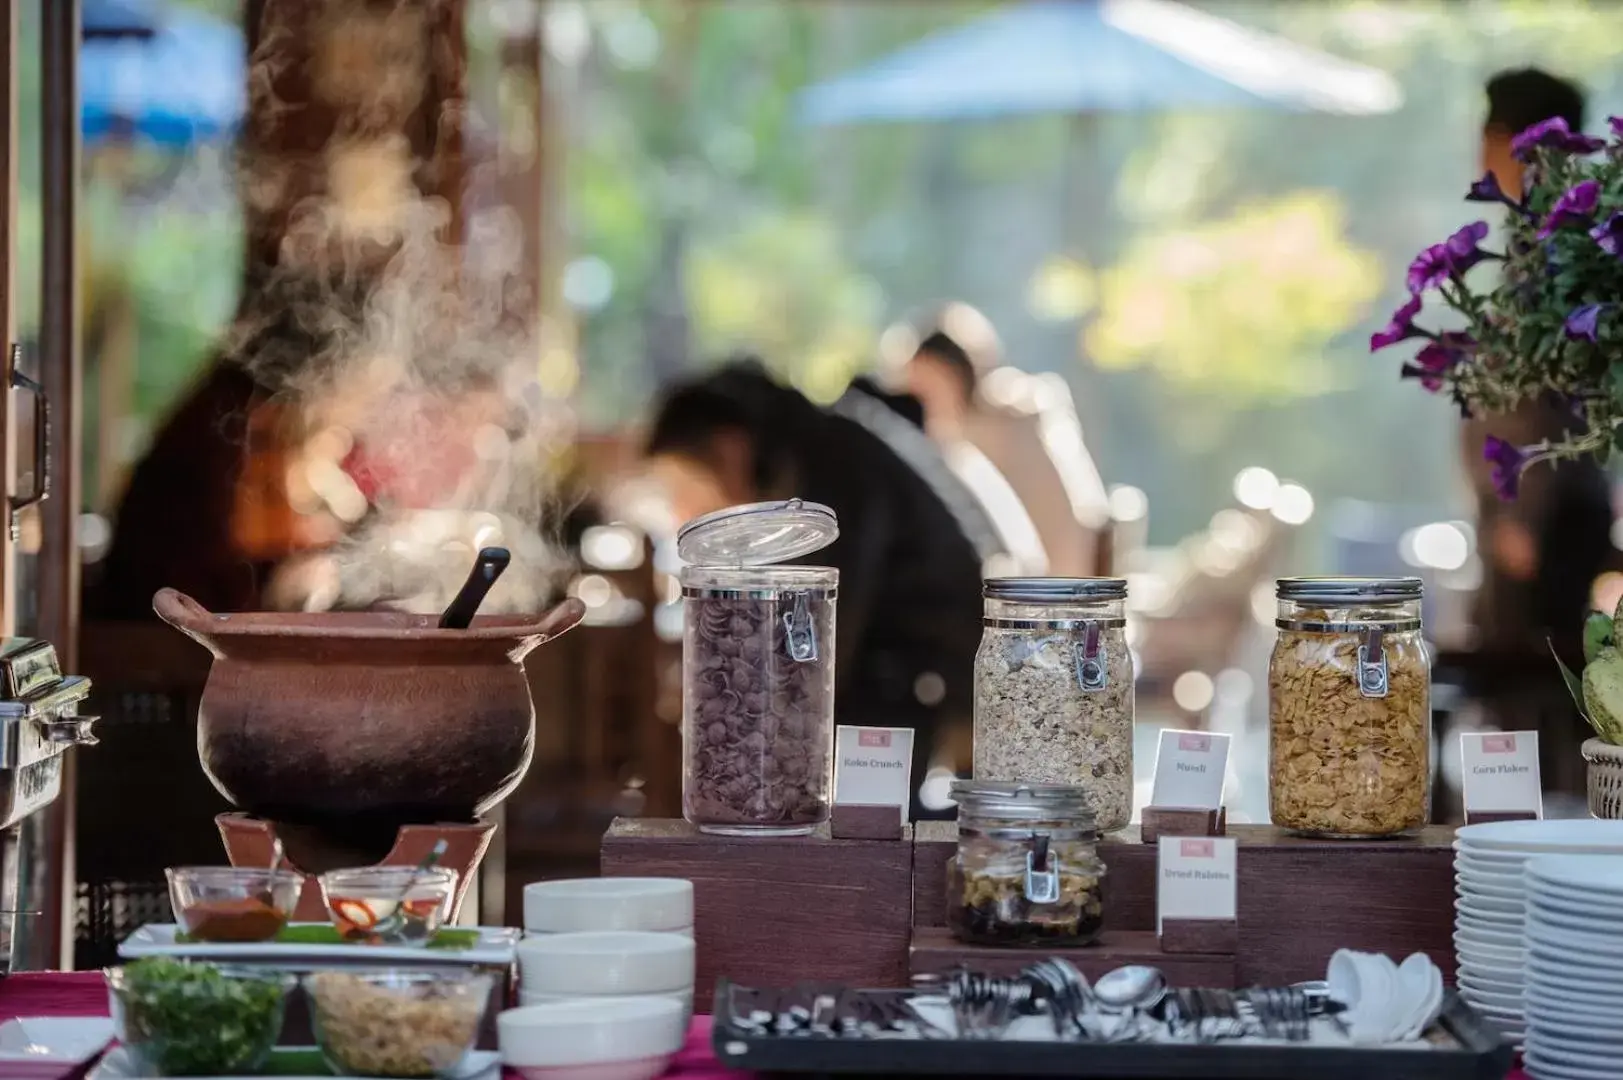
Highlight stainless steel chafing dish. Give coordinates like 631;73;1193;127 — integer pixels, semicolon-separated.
0;637;96;973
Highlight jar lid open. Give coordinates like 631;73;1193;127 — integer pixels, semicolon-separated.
951;779;1096;824
676;498;839;567
984;578;1127;602
1276;576;1423;604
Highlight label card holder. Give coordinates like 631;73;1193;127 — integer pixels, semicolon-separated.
1459;730;1543;823
1157;835;1238;954
831;726;914;840
1143;730;1231;844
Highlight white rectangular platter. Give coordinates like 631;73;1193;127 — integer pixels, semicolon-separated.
89;1046;499;1079
117;924;520;969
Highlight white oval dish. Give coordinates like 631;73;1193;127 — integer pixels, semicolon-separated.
523;878;694;935
518;931;695;995
498;996;686;1080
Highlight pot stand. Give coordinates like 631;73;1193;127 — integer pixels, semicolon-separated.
216;813;494;923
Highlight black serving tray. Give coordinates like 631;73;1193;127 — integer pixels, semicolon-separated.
710;982;1516;1080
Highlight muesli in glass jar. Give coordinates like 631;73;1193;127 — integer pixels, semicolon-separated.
946;780;1106;946
973;578;1134;832
1269;577;1431;839
680;499;838;836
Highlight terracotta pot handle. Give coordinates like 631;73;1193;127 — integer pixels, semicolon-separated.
153;588;217;635
526;597;586;641
509;597;586;660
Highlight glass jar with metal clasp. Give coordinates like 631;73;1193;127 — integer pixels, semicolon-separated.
1269;577;1431;839
946;780;1106;946
972;578;1133;832
679;499;839;836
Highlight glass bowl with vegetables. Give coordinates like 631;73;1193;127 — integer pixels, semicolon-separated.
166;866;304;943
106;958;293;1076
319;866;457;945
306;969;491;1078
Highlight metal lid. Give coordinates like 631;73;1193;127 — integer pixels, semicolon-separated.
950;779;1097;824
983;577;1127;602
676;498;839;567
1275;576;1423;604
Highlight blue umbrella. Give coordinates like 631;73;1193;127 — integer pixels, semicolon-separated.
796;0;1402;125
83;0;156;39
81;0;244;146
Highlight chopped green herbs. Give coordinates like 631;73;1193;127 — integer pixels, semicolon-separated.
114;957;288;1076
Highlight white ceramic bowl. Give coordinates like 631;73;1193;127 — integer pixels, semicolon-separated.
517;987;694;1025
518;931;695;995
498;997;686;1080
525;926;694;940
523;879;694;935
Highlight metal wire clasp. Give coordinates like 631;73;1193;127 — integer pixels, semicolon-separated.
783;591;819;662
1074;621;1107;692
1024;834;1060;904
1356;626;1388;698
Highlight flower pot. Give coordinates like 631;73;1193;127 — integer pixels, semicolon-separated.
154;588;584;870
1583;737;1623;819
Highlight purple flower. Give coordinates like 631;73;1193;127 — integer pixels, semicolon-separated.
1466;172;1522;210
1591;211;1623;256
1370;295;1424;351
1611;116;1623;141
1483;436;1529;500
1400;341;1467;392
1512;117;1605;160
1406;221;1493;292
1565;303;1607;342
1538;180;1600;238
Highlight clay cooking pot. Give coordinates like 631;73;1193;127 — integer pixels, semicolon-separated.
154;588;584;866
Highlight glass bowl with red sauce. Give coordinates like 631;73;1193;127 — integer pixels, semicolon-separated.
318;867;458;945
166;867;305;943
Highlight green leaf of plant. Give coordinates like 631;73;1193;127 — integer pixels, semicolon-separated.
1551;637;1591;723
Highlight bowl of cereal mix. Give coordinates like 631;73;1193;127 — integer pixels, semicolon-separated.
305;969;490;1079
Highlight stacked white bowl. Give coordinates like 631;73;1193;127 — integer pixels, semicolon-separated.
499;996;688;1080
523;877;694;937
517;878;697;1021
1453;820;1623;1045
1522;854;1623;1080
517;931;696;1016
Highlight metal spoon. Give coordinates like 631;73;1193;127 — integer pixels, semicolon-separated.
1094;965;1166;1011
438;547;511;629
368;839;450;939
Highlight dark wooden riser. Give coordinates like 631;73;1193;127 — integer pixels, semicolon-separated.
602;819;1457;1010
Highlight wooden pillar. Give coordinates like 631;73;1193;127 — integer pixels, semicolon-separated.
38;0;81;971
0;0;18;637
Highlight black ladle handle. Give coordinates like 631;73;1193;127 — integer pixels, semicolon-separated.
438;547;511;629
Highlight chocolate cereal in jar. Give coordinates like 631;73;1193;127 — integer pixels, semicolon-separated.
680;499;838;836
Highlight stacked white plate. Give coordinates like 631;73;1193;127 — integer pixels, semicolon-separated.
1521;855;1623;1080
1454;819;1623;1045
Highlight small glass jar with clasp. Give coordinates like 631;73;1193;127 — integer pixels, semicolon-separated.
946;780;1106;946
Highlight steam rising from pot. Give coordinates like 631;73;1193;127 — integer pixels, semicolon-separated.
233;0;570;616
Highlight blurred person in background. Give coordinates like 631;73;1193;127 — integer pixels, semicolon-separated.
889;303;1112;577
1463;68;1617;797
645;358;1003;817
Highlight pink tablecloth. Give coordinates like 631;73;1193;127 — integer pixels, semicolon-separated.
0;972;1529;1080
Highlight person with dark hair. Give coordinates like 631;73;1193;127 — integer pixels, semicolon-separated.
645;359;1001;815
893;302;1111;577
1481;68;1586;201
1462;68;1616;800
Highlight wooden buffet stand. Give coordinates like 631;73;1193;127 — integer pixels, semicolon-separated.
602;818;1456;1010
